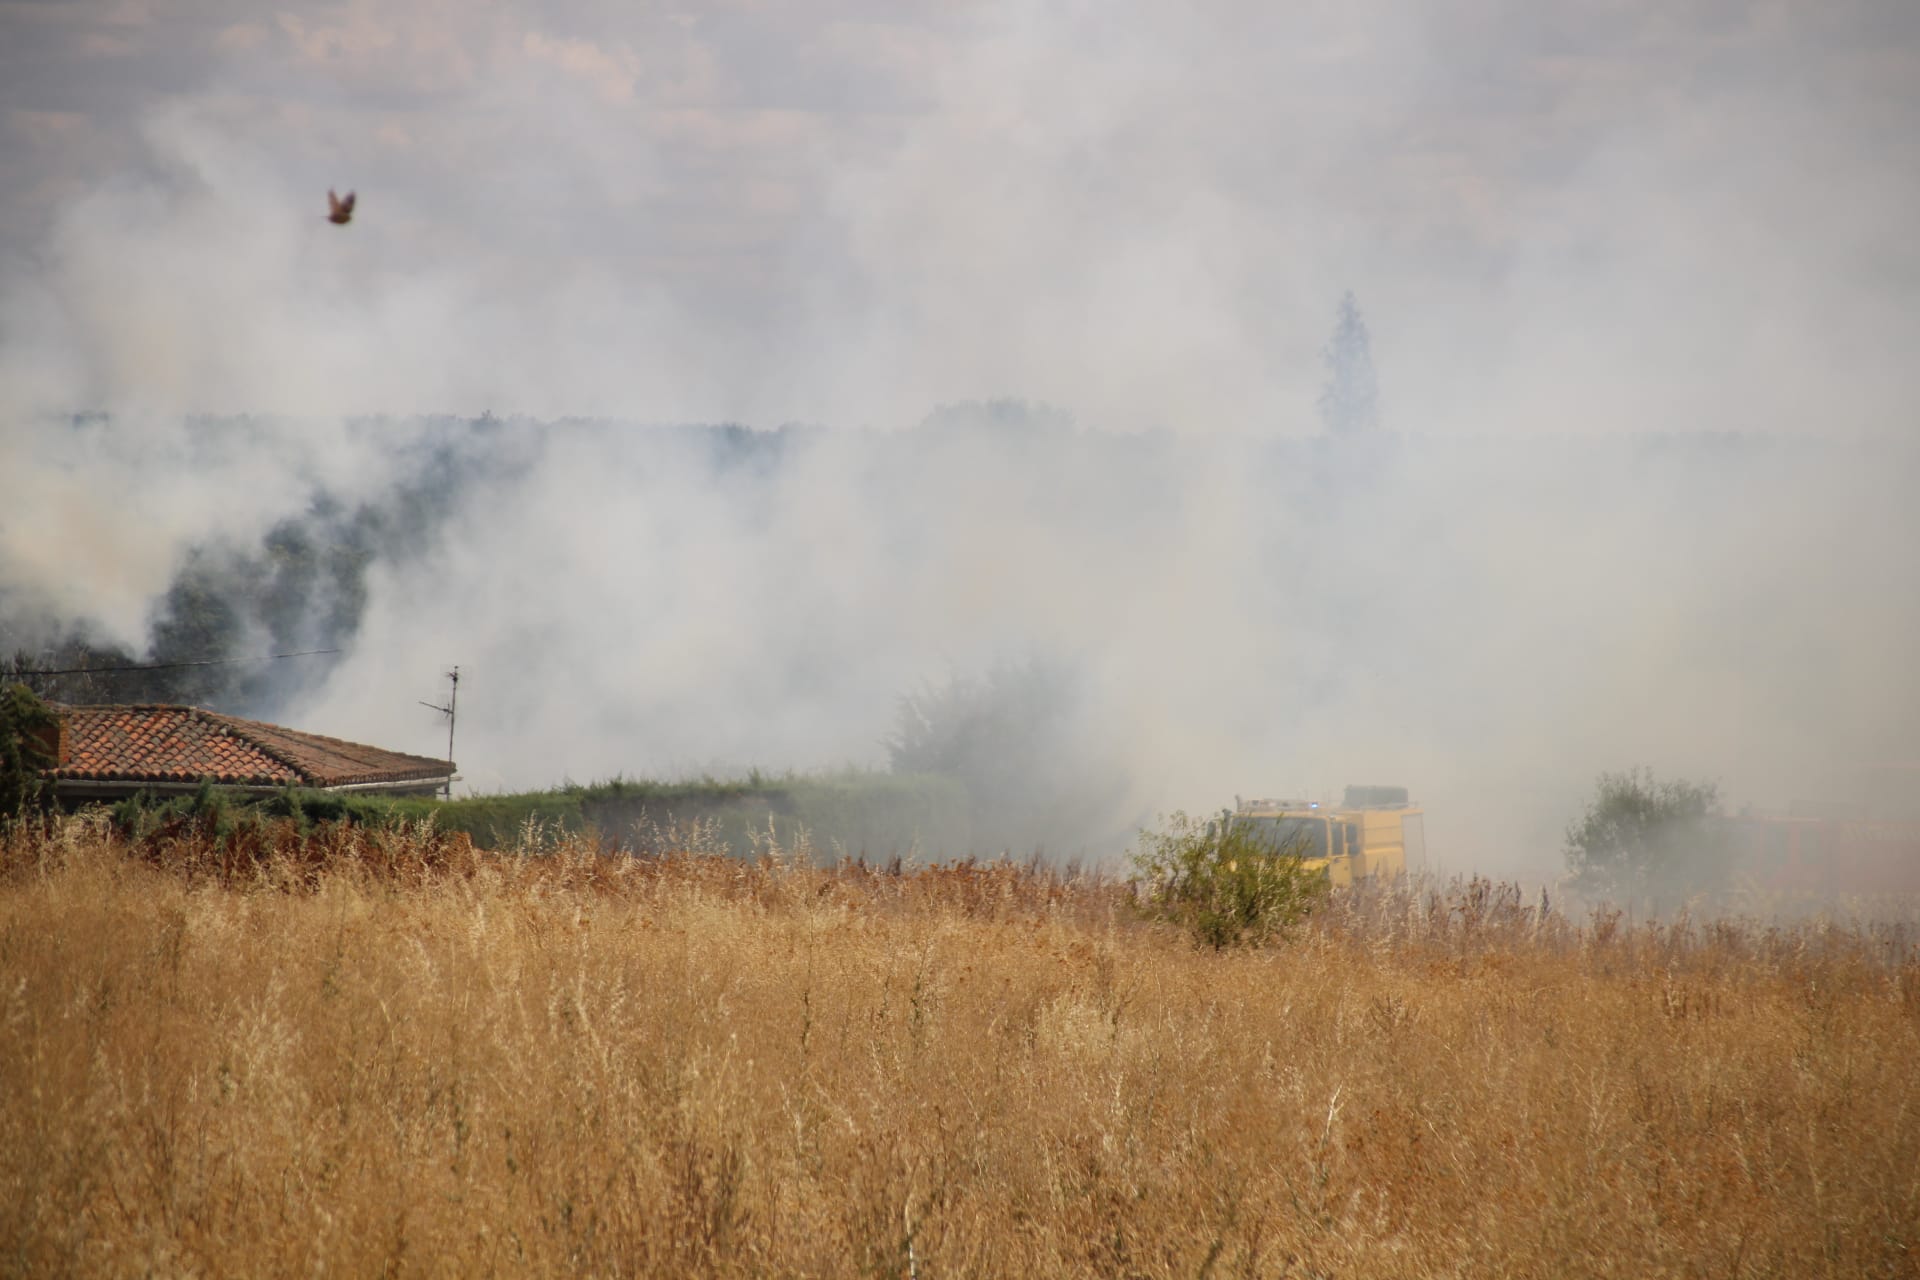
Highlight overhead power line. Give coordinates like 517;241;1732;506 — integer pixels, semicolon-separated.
5;648;342;677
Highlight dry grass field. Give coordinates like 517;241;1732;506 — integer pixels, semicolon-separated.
2;814;1917;1278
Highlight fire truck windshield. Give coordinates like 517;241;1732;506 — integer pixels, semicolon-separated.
1231;815;1329;859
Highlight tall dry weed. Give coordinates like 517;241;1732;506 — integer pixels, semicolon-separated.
1;817;1916;1277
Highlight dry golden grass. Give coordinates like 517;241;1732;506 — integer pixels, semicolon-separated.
3;815;1918;1278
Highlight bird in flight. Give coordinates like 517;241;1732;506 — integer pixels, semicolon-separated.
327;189;356;225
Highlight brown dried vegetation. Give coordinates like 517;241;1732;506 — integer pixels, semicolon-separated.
2;816;1917;1277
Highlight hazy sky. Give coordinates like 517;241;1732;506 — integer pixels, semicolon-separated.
3;1;1918;876
5;0;1919;432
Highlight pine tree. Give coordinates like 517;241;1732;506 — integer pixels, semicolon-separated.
1316;291;1380;435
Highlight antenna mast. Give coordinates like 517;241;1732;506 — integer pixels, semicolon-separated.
418;665;458;799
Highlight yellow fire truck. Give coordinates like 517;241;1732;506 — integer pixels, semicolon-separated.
1227;785;1426;886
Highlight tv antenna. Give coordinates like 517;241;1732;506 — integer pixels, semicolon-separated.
418;665;458;798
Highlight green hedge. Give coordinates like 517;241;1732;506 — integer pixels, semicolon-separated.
101;771;974;859
570;772;971;858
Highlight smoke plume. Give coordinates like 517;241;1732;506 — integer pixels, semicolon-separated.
4;0;1918;875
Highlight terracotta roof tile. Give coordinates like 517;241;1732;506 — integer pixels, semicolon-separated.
48;705;454;788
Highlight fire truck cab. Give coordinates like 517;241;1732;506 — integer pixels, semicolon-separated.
1227;785;1426;887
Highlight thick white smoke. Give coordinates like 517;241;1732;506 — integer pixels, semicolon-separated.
4;0;1918;875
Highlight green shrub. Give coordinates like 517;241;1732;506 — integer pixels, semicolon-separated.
1129;810;1330;949
0;683;58;819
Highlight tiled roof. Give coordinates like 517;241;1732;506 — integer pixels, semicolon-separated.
49;705;454;788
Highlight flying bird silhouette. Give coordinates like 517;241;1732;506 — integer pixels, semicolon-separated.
327;189;356;225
